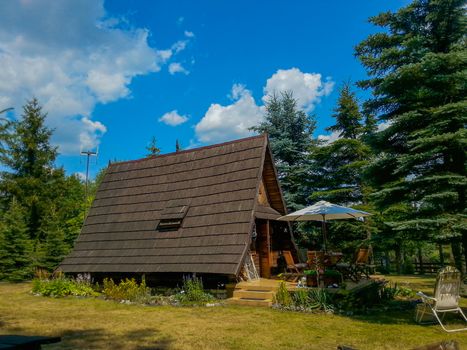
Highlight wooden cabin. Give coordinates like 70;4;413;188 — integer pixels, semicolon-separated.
60;134;297;285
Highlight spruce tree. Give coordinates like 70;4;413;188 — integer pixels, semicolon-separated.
146;136;161;157
251;91;317;210
37;206;68;271
309;83;374;251
326;82;363;139
355;0;467;269
0;199;33;281
176;139;182;152
1;98;58;241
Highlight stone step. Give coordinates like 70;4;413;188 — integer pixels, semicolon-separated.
233;289;275;300
225;297;273;307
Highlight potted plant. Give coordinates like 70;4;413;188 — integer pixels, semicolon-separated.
322;269;342;287
304;270;319;287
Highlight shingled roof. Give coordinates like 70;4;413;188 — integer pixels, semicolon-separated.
60;134;287;276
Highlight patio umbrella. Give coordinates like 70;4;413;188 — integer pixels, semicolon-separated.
277;200;372;252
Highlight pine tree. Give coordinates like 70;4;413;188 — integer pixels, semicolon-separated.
326;82;363;139
146;136;161;157
1;98;58;241
251;91;317;210
37;206;68;271
176;139;182;152
355;0;467;269
0;199;33;281
309;83;374;252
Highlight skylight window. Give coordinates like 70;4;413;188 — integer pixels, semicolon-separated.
156;202;189;232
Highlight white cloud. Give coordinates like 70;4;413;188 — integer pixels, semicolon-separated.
195;69;333;145
0;0;189;154
263;68;334;111
184;31;195;38
317;131;341;145
195;85;264;143
378;121;391;131
159;110;188;126
168;62;189;75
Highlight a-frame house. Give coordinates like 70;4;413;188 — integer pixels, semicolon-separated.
60;134;297;284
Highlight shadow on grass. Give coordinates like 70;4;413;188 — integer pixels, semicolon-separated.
341;300;467;329
44;327;173;350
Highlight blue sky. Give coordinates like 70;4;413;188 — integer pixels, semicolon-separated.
0;0;407;178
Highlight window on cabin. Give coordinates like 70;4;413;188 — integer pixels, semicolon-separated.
156;202;189;232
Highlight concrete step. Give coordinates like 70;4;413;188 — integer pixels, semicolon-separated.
233;290;275;300
226;297;273;307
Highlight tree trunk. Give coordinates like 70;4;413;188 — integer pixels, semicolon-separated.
438;244;445;266
451;241;463;272
395;245;402;274
418;247;424;275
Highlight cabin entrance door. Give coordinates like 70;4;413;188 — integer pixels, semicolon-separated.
256;219;272;278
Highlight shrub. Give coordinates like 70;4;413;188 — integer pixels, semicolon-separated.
32;277;98;297
274;281;293;307
102;278;150;302
175;276;214;305
308;288;334;312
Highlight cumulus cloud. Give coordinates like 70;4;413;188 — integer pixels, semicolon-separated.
195;69;333;144
263;68;334;111
184;31;195;38
168;62;189;75
195;84;264;143
159;110;188;126
0;0;189;154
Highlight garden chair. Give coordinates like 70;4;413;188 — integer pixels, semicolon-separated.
336;248;374;282
282;250;307;281
415;266;467;333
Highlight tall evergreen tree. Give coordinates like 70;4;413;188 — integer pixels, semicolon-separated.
251;91;317;210
0;199;33;281
309;83;374;252
1;98;58;241
146;136;161;157
355;0;467;269
326;82;363;139
176;139;182;152
311;82;371;204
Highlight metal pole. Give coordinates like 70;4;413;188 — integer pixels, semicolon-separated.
322;214;327;253
80;150;97;199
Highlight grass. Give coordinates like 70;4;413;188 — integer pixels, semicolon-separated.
0;277;466;349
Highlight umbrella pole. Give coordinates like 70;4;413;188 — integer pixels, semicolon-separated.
322;214;327;253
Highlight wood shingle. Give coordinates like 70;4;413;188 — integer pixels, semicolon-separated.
61;134;284;276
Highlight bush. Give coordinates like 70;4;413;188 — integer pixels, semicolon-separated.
274;282;333;313
175;276;214;305
32;277;98;297
308;288;334;312
102;278;150;302
274;281;293;307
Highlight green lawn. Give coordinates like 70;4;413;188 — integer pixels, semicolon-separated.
0;277;466;350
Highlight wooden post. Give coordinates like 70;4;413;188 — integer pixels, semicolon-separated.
418;247;424;274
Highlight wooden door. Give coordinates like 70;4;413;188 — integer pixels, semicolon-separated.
257;220;271;278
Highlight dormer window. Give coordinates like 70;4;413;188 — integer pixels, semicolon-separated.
156;201;189;231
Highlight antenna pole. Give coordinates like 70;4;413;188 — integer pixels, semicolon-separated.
80;150;97;199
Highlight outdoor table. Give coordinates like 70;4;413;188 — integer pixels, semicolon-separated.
0;335;61;349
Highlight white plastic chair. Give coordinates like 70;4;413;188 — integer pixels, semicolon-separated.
416;266;467;332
